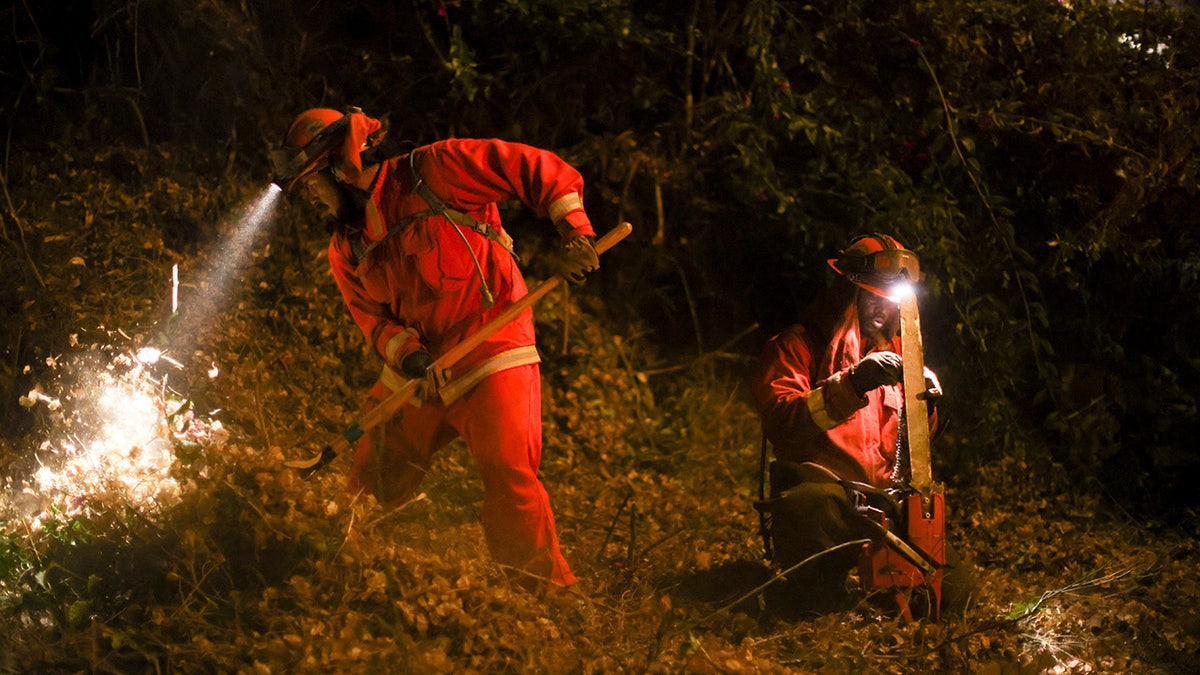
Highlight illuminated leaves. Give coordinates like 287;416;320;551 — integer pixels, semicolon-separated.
0;2;1198;672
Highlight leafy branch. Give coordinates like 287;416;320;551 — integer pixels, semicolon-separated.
907;33;1048;385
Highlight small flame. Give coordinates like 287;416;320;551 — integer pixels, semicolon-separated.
3;347;226;529
136;347;162;364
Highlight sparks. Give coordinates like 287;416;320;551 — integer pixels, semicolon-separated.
136;347;162;364
3;347;226;529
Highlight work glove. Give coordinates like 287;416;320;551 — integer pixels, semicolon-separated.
846;351;904;398
400;350;434;379
400;350;446;402
558;235;599;285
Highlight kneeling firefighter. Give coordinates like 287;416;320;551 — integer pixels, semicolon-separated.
750;234;953;616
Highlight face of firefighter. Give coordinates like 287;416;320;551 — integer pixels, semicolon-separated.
857;289;899;343
298;167;343;219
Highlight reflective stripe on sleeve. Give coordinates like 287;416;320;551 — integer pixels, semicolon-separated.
549;193;584;226
806;385;839;431
384;327;419;366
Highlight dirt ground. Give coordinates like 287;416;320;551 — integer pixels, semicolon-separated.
2;144;1199;673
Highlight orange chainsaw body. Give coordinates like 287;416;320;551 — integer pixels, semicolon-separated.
859;491;945;621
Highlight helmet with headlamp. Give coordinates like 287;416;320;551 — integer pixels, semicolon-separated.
270;106;385;192
827;233;920;298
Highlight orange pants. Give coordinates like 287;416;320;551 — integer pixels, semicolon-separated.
348;364;576;588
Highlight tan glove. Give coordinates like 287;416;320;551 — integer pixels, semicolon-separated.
559;235;599;284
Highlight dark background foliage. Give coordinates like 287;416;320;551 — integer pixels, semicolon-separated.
3;0;1199;517
3;2;1200;672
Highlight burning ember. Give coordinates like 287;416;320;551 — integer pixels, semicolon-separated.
2;186;280;534
2;341;227;531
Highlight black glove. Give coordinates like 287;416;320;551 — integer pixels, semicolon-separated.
400;350;435;379
846;351;903;397
559;235;599;284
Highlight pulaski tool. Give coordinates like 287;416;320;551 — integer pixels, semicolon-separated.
285;222;633;479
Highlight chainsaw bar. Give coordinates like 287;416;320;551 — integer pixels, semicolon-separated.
898;290;935;495
859;286;946;622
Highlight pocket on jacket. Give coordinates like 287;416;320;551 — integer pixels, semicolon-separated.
412;220;475;296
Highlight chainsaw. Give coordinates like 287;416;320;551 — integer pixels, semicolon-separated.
855;289;946;621
284;221;633;479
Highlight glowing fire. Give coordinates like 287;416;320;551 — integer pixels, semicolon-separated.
2;185;276;534
4;348;226;531
33;375;175;515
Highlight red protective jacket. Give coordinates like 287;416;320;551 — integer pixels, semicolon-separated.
325;138;592;588
328;138;595;397
752;282;929;488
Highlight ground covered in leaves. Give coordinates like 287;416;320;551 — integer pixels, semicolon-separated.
2;144;1199;673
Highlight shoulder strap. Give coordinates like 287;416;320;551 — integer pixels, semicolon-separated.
408;150;520;262
346;208;435;268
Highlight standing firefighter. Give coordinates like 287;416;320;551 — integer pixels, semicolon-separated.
272;107;600;591
751;233;944;614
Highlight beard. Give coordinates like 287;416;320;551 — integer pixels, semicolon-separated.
324;180;369;236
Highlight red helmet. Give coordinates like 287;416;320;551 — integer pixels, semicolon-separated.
827;233;920;297
270;108;351;192
284;108;345;149
271;106;385;192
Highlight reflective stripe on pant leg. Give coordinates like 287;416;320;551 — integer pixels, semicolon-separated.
448;364;577;587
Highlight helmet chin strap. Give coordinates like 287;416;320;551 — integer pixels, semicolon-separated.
318;167;370;225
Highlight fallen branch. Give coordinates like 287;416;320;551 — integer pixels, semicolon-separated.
1;126;46;288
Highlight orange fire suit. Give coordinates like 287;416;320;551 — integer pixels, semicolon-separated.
328;138;592;588
751;283;925;488
751;282;941;600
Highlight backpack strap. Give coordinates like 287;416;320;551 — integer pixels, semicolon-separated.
408;150;520;262
348;208;435;267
